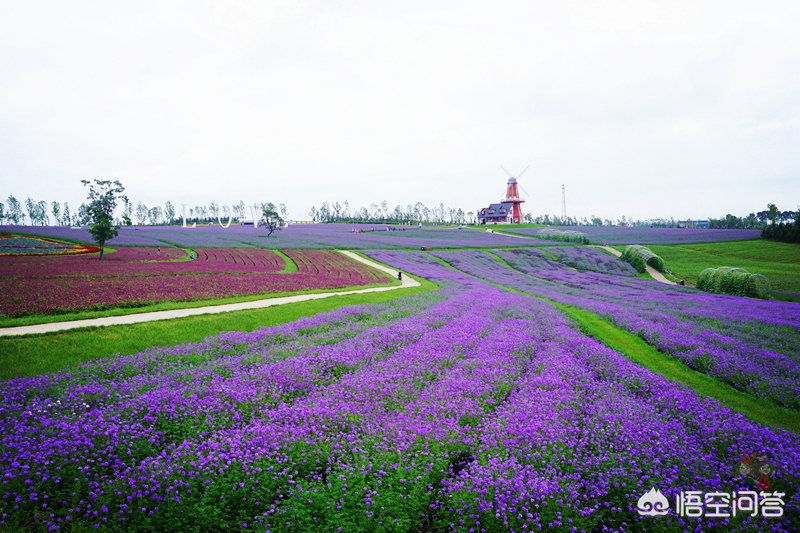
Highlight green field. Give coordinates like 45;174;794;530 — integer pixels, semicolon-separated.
613;239;800;293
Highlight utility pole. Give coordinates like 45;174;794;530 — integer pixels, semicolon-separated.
561;184;567;222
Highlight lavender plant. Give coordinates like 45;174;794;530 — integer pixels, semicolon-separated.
2;249;799;531
431;249;800;409
546;246;636;277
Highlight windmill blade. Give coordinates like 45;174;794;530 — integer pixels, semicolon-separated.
519;184;531;197
516;166;530;179
500;165;513;178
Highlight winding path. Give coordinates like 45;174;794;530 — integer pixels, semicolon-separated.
596;245;677;285
0;251;419;337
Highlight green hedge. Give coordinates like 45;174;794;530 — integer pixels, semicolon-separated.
621;245;665;272
697;266;771;299
535;228;590;244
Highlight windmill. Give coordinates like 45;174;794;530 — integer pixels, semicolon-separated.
500;165;530;224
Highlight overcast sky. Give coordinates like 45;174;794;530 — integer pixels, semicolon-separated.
1;1;799;222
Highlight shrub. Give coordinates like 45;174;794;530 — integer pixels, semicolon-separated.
621;245;665;272
696;266;771;299
535;228;590;244
627;254;646;273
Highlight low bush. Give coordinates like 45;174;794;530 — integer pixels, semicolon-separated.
697;266;771;299
627;254;646;273
535;228;590;244
622;245;665;272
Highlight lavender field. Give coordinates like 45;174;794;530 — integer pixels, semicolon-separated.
3;224;765;248
2;248;799;532
506;226;762;244
430;248;800;409
1;224;533;249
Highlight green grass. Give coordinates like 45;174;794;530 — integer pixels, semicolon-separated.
614;240;800;292
273;249;298;272
0;276;437;380
557;304;800;433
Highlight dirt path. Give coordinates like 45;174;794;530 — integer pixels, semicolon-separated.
484;229;534;239
596;245;677;285
0;251;419;338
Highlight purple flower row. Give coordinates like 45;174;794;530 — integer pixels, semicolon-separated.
429;248;800;409
507;226;762;244
546;246;637;277
3;266;799;531
2;224;534;249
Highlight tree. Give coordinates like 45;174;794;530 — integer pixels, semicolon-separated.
0;202;5;224
121;200;132;226
62;202;72;226
51;202;61;225
208;202;220;221
77;203;91;225
38;201;50;225
25;198;38;225
122;200;133;225
6;196;23;224
81;180;127;260
164;201;175;224
233;200;246;221
260;203;283;236
148;206;160;225
135;202;148;225
767;204;779;226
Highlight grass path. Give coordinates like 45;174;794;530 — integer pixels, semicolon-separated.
0;251;417;337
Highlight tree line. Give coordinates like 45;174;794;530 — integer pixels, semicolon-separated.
707;207;796;229
308;201;473;225
0;196;84;226
760;203;800;244
0;196;288;226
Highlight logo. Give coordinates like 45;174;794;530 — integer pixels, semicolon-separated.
636;485;786;518
637;488;669;516
737;451;773;491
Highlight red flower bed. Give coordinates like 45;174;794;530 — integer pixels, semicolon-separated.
284;249;386;283
0;248;388;316
0;247;284;279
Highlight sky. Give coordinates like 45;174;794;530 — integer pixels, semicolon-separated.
1;0;799;222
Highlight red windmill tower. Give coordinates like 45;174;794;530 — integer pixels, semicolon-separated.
501;165;529;224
